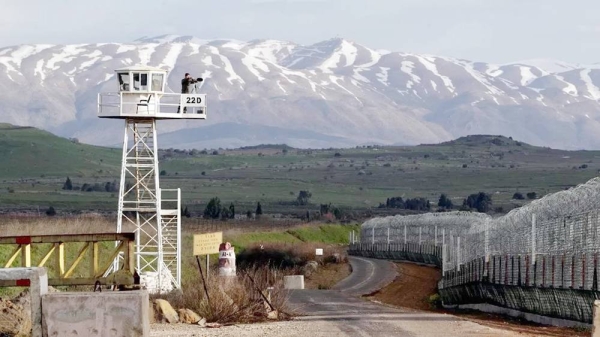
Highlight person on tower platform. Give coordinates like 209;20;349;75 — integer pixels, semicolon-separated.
181;73;201;94
178;73;203;113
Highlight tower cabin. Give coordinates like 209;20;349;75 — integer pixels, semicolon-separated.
97;66;207;119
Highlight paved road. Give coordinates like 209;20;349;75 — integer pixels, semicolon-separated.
152;257;536;336
285;257;534;337
331;256;398;296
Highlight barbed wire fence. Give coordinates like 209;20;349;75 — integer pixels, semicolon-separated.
349;177;600;323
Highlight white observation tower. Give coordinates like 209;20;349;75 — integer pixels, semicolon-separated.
97;66;207;292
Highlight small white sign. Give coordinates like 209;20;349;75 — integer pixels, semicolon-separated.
180;94;207;108
315;248;323;256
219;250;236;258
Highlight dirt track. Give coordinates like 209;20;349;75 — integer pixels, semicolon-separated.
369;262;590;337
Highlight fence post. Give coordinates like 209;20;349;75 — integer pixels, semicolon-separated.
372;227;375;244
404;225;407;245
387;226;390;245
419;227;422;246
435;225;438;246
531;213;536;265
457;237;461;269
442;243;447;274
442;228;445;247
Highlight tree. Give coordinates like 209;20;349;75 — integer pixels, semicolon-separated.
463;192;492;213
404;198;430;211
62;177;73;190
181;206;191;218
246;210;252;219
229;203;235;219
45;206;56;216
203;197;222;219
256;202;263;216
220;206;231;220
333;208;342;220
526;192;537;200
386;197;405;208
438;194;453;209
512;192;524;200
296;190;312;206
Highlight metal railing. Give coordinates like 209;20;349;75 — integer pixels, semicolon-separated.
0;233;135;286
97;92;206;117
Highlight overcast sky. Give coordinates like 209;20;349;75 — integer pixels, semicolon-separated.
1;0;598;64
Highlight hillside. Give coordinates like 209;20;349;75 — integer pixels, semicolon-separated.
1;36;600;149
435;135;531;148
0;123;120;178
0;126;598;215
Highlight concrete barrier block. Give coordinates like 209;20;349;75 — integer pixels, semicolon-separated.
284;275;305;289
0;267;47;337
42;290;149;337
593;300;600;337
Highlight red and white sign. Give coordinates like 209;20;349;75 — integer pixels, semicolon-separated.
218;242;236;277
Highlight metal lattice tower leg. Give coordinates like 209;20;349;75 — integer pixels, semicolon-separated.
112;118;180;293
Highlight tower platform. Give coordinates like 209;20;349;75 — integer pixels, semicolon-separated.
97;66;207;119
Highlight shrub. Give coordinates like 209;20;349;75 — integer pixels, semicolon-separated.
463;192;492;213
296;191;312;205
427;293;441;308
162;267;290;324
526;192;537;199
45;206;56;216
512;192;524;200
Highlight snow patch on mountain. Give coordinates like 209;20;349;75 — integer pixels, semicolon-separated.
581;69;600;100
138;44;158;66
519;66;537;86
555;75;578;96
160;43;184;70
401;61;421;84
416;56;455;93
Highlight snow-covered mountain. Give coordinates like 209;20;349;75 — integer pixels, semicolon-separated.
1;34;600;149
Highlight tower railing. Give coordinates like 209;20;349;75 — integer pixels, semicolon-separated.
98;92;207;118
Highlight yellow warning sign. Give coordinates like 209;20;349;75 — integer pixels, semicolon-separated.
193;232;222;256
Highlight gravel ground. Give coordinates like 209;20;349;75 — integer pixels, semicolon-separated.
151;312;543;337
151;257;546;337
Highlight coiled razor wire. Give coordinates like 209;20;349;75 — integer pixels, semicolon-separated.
360;177;600;273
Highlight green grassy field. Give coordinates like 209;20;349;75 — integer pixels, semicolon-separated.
225;223;361;250
0;124;598;215
0;219;358;296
